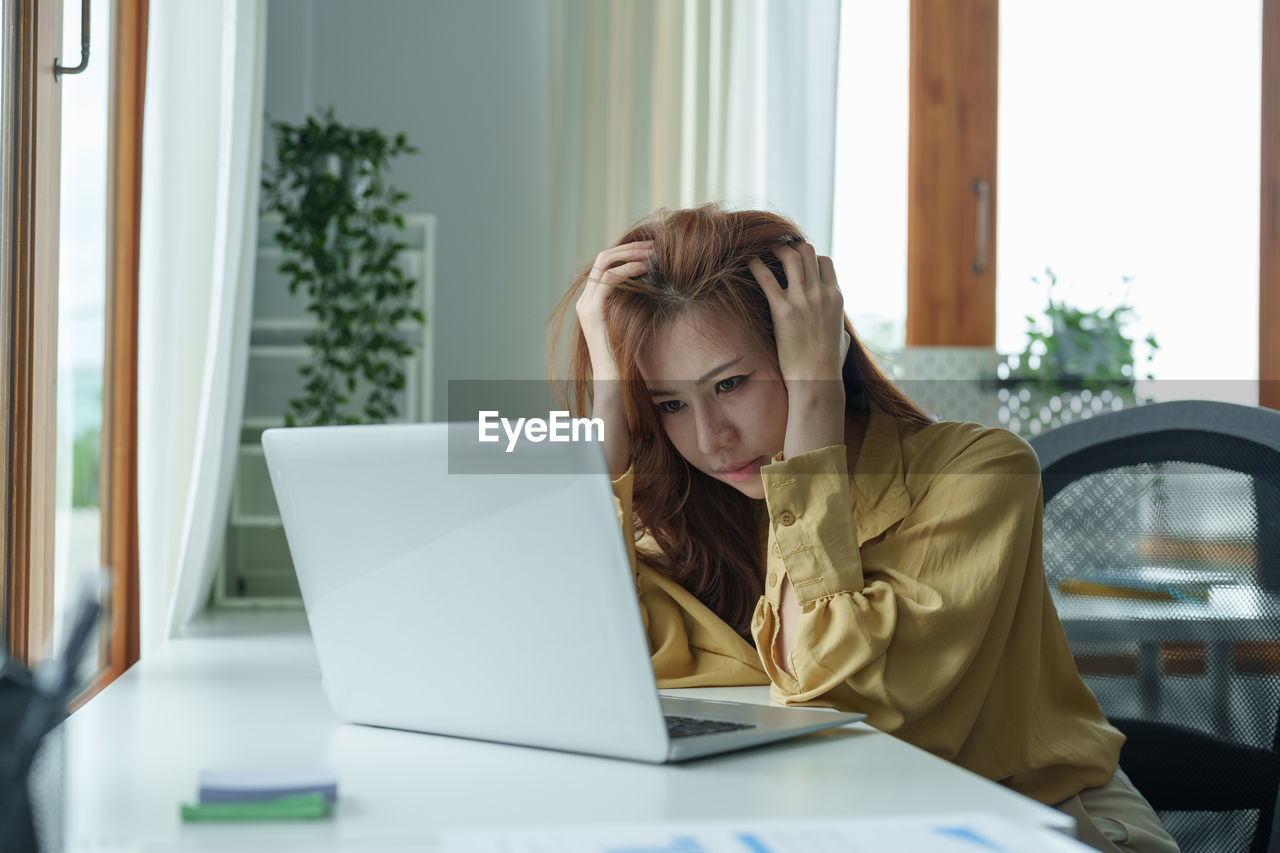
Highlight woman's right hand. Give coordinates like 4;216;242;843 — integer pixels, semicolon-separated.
576;241;654;381
576;240;653;479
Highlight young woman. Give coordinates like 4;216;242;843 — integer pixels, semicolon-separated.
550;204;1179;853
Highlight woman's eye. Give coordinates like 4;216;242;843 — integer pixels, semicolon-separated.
715;376;745;393
656;400;684;415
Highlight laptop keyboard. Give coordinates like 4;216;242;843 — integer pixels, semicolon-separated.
665;714;757;739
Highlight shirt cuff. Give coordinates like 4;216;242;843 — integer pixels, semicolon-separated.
760;445;865;601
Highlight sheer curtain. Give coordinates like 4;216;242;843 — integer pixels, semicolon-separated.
137;0;266;649
547;0;841;311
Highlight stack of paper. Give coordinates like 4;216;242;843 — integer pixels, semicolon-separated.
441;813;1094;853
180;767;338;821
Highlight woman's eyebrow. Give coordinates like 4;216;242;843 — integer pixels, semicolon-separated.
647;356;744;396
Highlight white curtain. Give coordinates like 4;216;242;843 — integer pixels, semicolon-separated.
137;0;266;649
547;0;842;306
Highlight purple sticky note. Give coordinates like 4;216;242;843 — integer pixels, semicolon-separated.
198;767;338;804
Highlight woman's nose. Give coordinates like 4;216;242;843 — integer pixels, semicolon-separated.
695;407;737;455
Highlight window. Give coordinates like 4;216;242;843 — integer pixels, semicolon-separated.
3;0;143;703
831;1;1276;410
55;0;111;678
998;0;1262;401
831;0;910;356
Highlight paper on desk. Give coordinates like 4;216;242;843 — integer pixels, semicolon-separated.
197;767;338;803
440;813;1092;853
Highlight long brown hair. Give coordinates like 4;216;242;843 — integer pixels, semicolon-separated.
549;204;929;638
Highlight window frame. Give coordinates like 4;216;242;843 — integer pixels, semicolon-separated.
906;0;998;347
83;0;144;702
3;0;143;706
1262;0;1279;411
3;0;62;666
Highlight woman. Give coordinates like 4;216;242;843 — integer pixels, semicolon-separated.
550;204;1179;853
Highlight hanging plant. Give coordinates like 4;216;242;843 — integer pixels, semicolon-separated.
260;107;423;426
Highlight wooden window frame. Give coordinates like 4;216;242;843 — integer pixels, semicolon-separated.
3;0;61;667
906;0;999;348
77;0;145;705
3;0;143;707
1262;0;1279;411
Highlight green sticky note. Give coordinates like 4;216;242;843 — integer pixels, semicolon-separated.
180;792;332;821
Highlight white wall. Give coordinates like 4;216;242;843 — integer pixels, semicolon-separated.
264;0;557;419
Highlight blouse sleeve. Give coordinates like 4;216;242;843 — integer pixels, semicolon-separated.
612;467;766;687
751;430;1043;732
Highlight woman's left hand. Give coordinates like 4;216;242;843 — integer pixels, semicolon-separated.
749;241;846;383
749;241;850;458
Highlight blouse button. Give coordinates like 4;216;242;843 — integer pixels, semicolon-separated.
779;510;796;526
767;572;778;588
772;543;781;558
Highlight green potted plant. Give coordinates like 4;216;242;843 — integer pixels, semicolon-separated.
998;268;1158;434
1004;268;1158;391
260;108;423;426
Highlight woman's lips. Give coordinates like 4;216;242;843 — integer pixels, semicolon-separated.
718;455;767;483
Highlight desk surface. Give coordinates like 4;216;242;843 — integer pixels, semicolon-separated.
63;611;1072;851
1055;584;1280;643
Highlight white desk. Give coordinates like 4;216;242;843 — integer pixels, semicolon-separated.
62;611;1073;851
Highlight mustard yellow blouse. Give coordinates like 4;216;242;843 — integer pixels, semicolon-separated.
612;404;1123;805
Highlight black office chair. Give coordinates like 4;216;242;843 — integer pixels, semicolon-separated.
1030;400;1280;853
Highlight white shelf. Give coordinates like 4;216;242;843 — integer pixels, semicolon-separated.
251;319;427;333
222;212;437;604
229;515;284;528
248;344;309;357
213;596;306;610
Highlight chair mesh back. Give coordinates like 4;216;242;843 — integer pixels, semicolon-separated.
1159;811;1257;853
1044;461;1279;748
1044;461;1259;582
1041;430;1280;853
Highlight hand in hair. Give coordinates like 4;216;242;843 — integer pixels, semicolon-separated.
748;241;849;460
577;240;653;379
576;240;654;479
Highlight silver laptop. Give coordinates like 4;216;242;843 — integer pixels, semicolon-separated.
262;422;864;762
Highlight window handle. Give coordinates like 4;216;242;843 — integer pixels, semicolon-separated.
54;0;90;80
971;178;990;274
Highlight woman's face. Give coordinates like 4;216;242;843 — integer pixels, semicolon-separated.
637;312;789;500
